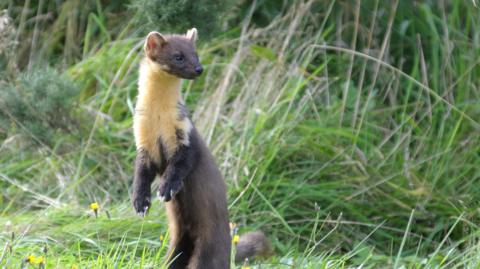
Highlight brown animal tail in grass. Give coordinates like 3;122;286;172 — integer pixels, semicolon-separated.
235;231;273;264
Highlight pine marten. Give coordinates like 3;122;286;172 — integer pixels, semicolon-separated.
131;28;271;269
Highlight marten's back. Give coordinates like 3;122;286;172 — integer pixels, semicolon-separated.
166;127;231;262
235;231;272;263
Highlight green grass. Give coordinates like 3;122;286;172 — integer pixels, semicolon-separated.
1;0;480;268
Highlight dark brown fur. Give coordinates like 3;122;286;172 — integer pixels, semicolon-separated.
132;29;270;269
235;231;272;263
132;29;230;269
165;127;231;268
145;32;202;79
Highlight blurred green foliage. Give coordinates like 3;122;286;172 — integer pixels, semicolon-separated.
0;68;80;145
127;0;232;38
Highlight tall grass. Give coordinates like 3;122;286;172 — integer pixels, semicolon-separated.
1;0;480;268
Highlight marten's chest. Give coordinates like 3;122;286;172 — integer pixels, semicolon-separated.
134;101;181;163
133;98;192;165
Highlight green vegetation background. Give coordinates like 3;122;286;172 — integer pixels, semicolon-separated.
0;0;479;268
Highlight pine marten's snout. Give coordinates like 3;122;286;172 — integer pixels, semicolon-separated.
194;65;203;75
144;28;203;80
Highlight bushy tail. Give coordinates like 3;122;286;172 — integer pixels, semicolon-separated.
235;231;272;263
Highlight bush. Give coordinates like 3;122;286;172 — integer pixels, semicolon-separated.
129;0;232;38
0;68;80;146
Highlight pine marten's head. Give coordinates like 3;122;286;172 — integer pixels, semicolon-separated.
144;28;202;80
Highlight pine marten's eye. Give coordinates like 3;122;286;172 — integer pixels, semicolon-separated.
174;54;184;63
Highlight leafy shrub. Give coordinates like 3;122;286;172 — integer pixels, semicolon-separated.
0;68;79;146
129;0;232;38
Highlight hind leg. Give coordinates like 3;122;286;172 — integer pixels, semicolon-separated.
165;201;194;269
187;239;230;269
167;233;194;269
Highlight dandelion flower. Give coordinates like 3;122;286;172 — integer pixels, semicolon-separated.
232;235;240;244
241;266;251;269
26;255;36;264
35;256;44;264
90;202;99;217
159;234;164;241
71;265;78;269
26;255;44;264
90;202;99;210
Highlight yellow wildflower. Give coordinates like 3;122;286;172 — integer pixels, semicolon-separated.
26;255;44;264
90;202;99;217
232;235;240;244
159;234;164;241
35;256;44;264
241;266;251;269
26;255;36;264
90;202;99;210
71;265;78;269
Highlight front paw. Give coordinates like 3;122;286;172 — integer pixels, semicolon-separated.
132;193;151;217
158;180;183;202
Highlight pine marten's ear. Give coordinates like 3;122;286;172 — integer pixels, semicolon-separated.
144;31;167;54
186;28;198;44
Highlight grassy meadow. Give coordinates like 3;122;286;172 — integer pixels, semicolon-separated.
1;0;480;268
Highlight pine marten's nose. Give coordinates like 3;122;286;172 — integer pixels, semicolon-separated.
195;66;203;75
